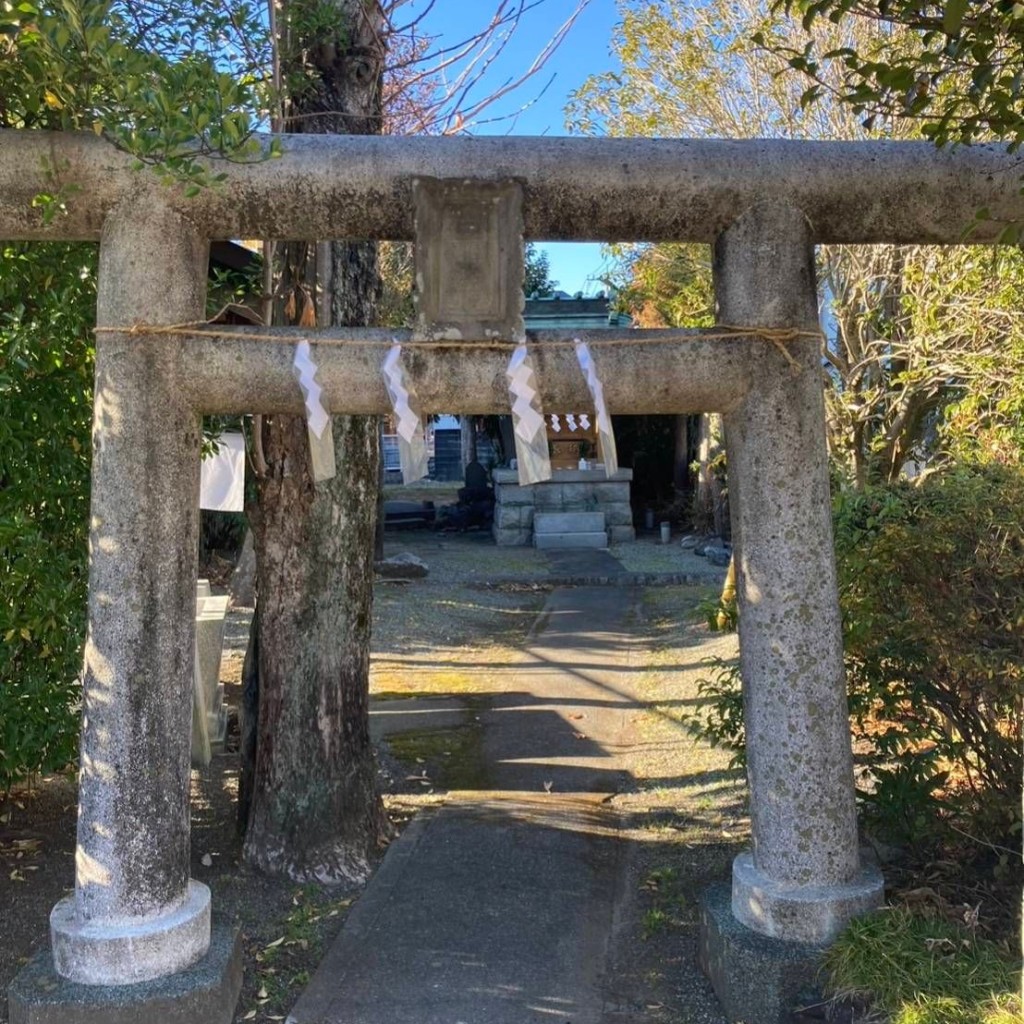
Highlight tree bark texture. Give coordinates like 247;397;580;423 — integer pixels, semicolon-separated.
672;414;690;495
460;416;478;471
242;0;388;881
694;412;727;537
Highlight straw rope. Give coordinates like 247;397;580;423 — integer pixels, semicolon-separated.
95;318;821;372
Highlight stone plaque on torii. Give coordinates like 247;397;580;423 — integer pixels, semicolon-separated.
2;131;1021;1023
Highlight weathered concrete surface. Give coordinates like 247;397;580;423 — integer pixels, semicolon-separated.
180;328;757;416
50;201;212;985
2;132;1024;244
483;582;639;795
9;921;242;1024
715;203;883;945
291;567;647;1023
288;795;625;1024
698;884;821;1024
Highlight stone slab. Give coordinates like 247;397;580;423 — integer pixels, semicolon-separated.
698;883;823;1024
196;595;229;735
533;485;566;509
608;525;636;544
493;527;531;547
492;467;633;483
492;483;535;507
288;795;624;1024
192;593;229;766
594;482;631;502
534;511;606;534
412;178;525;343
9;920;242;1024
603;502;634;527
534;531;608;550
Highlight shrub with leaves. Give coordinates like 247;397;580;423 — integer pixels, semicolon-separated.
834;466;1024;849
0;242;96;793
685;464;1024;852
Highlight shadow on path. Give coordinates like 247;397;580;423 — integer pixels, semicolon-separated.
289;549;732;1024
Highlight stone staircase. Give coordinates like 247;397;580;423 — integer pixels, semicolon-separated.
533;511;608;550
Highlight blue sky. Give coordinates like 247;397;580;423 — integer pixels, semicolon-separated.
406;0;623;294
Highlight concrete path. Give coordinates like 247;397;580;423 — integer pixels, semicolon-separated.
288;794;626;1024
483;583;642;795
288;552;665;1024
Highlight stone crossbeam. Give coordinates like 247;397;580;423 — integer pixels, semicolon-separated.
171;327;756;415
1;131;1022;244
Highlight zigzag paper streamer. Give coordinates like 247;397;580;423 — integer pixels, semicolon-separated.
382;343;429;484
292;339;336;481
574;338;619;477
507;344;551;486
293;340;329;439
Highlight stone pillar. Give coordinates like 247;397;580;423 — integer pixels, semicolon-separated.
716;202;883;945
49;201;212;984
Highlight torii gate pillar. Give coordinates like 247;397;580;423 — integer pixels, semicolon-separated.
698;203;883;1021
9;202;243;1024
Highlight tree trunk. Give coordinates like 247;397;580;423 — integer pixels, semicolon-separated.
241;0;388;881
672;414;689;495
460;416;478;472
375;420;385;562
694;412;725;535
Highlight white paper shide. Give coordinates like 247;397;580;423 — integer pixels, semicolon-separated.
382;343;429;484
574;338;618;477
506;343;552;485
292;338;336;481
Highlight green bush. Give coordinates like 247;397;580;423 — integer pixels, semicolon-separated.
835;466;1024;849
0;243;96;794
684;464;1024;852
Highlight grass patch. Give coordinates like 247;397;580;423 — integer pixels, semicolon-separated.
371;671;489;696
824;906;1022;1024
639;865;691;938
249;885;354;1017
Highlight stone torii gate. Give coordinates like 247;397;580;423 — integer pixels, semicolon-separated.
4;132;1022;1023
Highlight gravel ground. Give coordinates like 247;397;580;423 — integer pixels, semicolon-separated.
611;535;728;581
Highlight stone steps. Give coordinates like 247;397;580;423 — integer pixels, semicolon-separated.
534;511;608;549
533;511;606;534
534;531;609;549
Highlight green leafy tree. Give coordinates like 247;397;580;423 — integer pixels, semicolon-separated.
0;0;271;197
524;243;558;297
570;0;1024;483
774;0;1024;150
0;242;95;793
0;0;271;791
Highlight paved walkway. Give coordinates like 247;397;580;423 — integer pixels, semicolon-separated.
288;550;717;1024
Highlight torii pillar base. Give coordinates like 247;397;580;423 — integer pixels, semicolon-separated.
8;921;242;1024
698;884;823;1024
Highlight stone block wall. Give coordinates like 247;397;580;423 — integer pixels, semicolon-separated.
492;468;635;546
